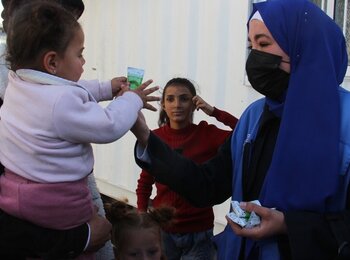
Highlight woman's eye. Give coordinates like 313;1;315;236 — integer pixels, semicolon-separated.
148;249;160;256
259;42;270;48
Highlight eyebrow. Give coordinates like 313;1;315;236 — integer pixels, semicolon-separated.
247;33;271;42
166;94;192;97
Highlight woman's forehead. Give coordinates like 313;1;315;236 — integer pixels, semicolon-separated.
165;85;192;94
248;19;272;39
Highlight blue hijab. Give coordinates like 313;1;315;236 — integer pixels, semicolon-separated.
251;0;348;212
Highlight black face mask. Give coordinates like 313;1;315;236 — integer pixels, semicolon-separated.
246;49;290;100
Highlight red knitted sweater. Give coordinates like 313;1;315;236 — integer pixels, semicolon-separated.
136;108;237;233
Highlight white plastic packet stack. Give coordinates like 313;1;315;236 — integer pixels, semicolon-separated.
226;200;261;228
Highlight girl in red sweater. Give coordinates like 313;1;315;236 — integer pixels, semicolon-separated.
136;77;238;260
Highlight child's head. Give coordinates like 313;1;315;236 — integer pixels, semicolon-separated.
1;0;84;32
158;77;197;127
6;0;85;82
56;0;85;19
106;200;174;260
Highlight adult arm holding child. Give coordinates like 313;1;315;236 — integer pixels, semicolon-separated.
0;206;111;259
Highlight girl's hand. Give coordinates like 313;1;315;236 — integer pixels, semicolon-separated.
131;79;160;111
226;202;287;240
111;77;129;97
192;95;214;115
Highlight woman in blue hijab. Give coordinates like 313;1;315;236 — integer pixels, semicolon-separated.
133;0;350;259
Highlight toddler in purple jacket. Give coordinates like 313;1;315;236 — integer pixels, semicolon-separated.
0;1;159;259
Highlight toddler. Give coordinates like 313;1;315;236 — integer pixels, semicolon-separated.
106;200;174;260
0;1;159;258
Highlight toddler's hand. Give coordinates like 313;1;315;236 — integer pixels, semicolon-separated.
111;77;129;97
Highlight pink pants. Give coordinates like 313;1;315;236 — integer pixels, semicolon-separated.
0;169;95;260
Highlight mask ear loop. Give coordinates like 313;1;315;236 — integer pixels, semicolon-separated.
281;60;290;64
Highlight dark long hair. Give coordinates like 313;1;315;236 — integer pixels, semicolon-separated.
158;77;197;127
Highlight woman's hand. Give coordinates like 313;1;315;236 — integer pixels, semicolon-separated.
130;79;160;111
131;112;150;148
226;202;287;240
192;95;214;115
86;206;112;252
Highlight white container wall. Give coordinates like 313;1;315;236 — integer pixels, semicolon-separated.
80;0;263;233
